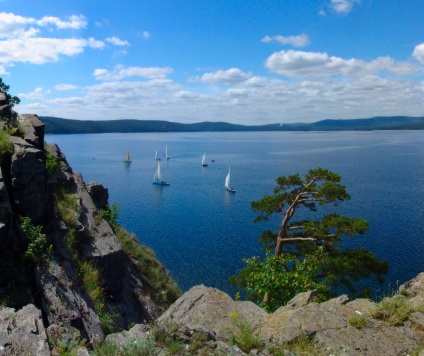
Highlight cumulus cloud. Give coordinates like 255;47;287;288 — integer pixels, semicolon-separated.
265;50;418;78
93;65;173;81
329;0;360;14
18;87;45;100
49;97;87;107
105;36;129;46
55;84;78;91
0;37;105;64
192;68;252;84
0;12;110;67
261;34;310;47
36;15;87;29
412;43;424;64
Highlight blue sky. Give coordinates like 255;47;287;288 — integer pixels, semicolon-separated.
1;0;424;124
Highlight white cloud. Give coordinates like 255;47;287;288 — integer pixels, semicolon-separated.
265;50;418;78
0;37;105;64
55;84;78;91
192;68;252;84
49;97;86;107
18;87;45;100
261;34;310;47
330;0;360;14
37;15;87;30
412;43;424;64
93;65;173;80
105;36;129;46
140;31;150;39
0;12;35;39
226;88;248;97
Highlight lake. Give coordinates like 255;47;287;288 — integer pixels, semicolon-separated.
45;131;424;299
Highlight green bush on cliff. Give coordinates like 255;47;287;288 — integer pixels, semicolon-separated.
0;130;13;160
20;216;47;263
45;151;60;176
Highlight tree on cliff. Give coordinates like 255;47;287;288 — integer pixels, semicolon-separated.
0;77;20;122
230;167;388;311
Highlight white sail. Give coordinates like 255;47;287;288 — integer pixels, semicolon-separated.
202;153;206;165
154;161;162;181
125;150;130;161
155;150;158;160
225;171;230;189
166;145;169;159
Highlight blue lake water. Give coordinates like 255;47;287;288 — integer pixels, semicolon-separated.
45;131;424;299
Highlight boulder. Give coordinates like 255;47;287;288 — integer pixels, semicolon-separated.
157;285;267;342
0;304;50;355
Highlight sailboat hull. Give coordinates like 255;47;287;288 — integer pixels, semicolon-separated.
153;179;170;186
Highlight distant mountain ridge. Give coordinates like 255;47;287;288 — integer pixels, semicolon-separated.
40;115;424;134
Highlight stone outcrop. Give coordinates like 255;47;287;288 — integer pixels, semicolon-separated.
0;304;50;355
0;112;177;353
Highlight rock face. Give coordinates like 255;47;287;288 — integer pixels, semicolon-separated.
0;304;50;355
0;113;175;353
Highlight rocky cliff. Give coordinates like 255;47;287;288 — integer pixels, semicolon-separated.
0;109;423;355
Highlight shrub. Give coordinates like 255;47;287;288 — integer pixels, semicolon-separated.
100;202;120;228
227;313;263;353
55;188;80;228
0;130;13;160
20;216;47;263
348;313;367;329
45;151;60;176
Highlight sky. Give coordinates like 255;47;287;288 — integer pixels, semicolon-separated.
1;0;424;125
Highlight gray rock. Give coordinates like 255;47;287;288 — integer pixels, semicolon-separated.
10;136;50;222
17;114;45;151
35;261;104;344
0;304;50;355
104;324;149;347
283;289;318;310
86;182;109;210
158;285;267;342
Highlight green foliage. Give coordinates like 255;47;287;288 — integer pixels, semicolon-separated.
115;226;181;307
372;295;412;326
55;188;80;228
283;334;323;356
0;78;20;108
100;203;120;228
231;167;387;310
0;130;13;160
230;250;328;312
45;151;60;176
20;216;47;263
349;313;368;329
227;313;264;352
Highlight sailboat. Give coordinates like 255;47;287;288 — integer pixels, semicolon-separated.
155;149;161;161
153;161;169;185
225;165;236;192
123;150;132;164
201;153;208;167
165;145;170;160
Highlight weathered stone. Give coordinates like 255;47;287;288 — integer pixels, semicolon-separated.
157;285;267;342
283;289;318;310
10;136;50;222
35;261;104;344
104;324;149;348
0;304;50;355
86;182;109;210
17;114;45;151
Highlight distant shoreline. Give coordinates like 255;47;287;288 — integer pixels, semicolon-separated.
40;115;424;134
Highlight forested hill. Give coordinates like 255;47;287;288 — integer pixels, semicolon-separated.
40;115;424;134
